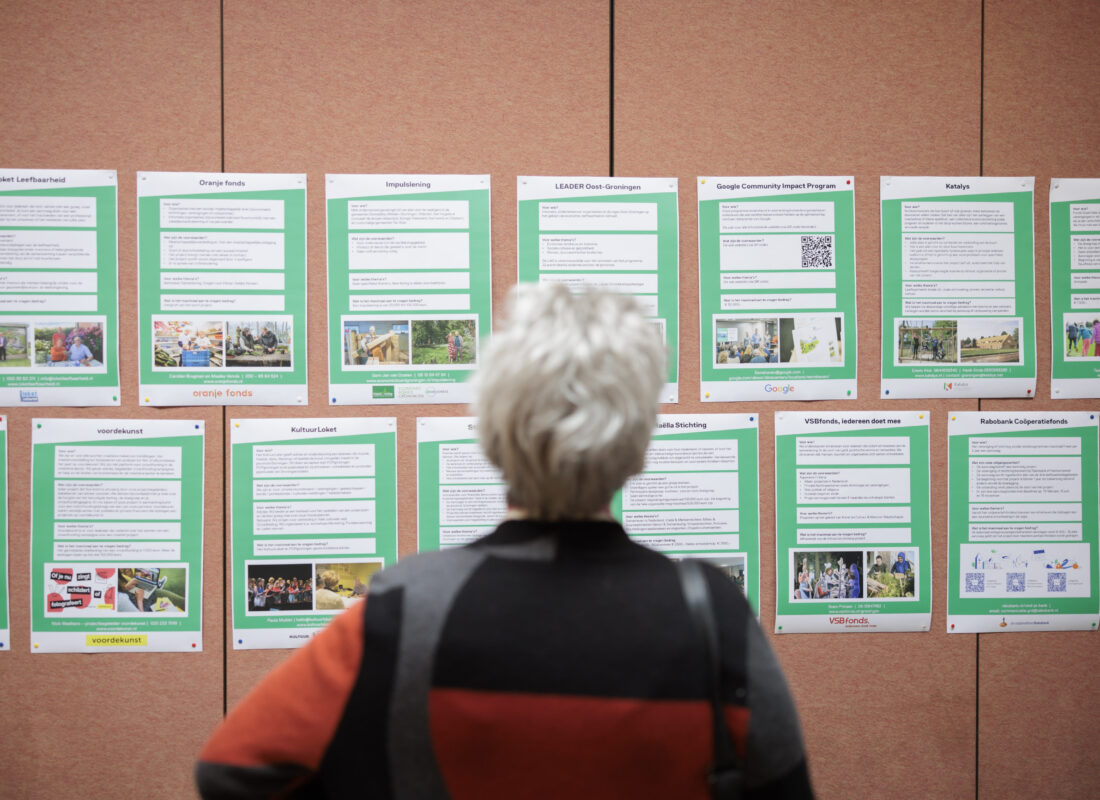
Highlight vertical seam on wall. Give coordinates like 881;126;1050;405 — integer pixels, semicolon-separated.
220;0;228;719
976;2;985;795
979;0;985;177
609;0;614;177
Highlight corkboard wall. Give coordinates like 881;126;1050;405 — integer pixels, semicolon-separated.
0;2;1097;798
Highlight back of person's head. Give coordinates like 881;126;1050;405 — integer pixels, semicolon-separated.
321;569;339;590
475;283;665;520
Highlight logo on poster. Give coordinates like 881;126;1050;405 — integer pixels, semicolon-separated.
19;390;38;402
764;383;795;395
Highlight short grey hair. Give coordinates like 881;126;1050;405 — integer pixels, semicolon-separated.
475;283;665;520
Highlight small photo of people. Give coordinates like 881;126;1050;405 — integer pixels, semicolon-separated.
710;555;747;595
314;561;383;610
958;317;1021;363
896;318;957;363
410;318;476;365
1062;314;1100;359
246;563;313;613
342;319;410;366
0;322;31;367
225;318;292;368
779;315;843;365
714;317;778;365
792;551;864;600
866;551;916;599
116;567;186;613
34;321;105;368
152;319;224;368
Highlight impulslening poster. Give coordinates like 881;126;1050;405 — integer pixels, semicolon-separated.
517;176;680;403
880;176;1036;399
30;419;205;653
947;412;1099;633
0;169;120;406
138;172;308;406
774;411;932;633
326;174;492;405
230;418;397;649
698;177;858;401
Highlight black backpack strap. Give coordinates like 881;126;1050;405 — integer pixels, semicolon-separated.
677;559;745;800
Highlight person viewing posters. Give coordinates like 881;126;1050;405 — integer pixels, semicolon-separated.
326;174;491;404
0;169;120;405
698;176;858;401
1049;178;1100;398
880;176;1036;398
137;172;308;406
774;411;932;633
230;418;397;649
947;412;1099;632
517;176;679;402
30;418;204;653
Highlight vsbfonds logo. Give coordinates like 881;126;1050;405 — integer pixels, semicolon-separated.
764;383;795;395
19;390;38;402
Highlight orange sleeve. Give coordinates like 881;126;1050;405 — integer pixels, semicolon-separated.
199;600;365;770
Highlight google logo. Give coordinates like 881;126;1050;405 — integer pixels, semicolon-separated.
764;383;795;394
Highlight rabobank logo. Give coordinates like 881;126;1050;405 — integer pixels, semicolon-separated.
19;390;38;403
764;383;795;395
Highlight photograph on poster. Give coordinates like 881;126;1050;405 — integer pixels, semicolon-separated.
34;321;106;368
866;550;917;599
410;318;477;365
1061;313;1100;359
780;315;843;365
895;318;957;364
792;550;864;600
314;561;382;610
246;563;313;613
152;318;224;368
669;554;748;595
224;318;293;369
958;317;1022;363
116;567;186;613
0;322;31;367
714;317;778;365
342;318;410;366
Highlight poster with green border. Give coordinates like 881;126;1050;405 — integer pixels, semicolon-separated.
30;418;204;653
880;176;1036;399
326;174;491;405
517;176;679;403
947;411;1099;633
418;414;760;612
0;418;7;650
774;411;932;633
698;177;857;401
137;172;308;406
0;169;120;406
1050;179;1100;398
230;417;397;649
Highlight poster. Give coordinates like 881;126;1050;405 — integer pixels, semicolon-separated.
326;174;491;405
0;417;7;650
137;172;308;406
0;169;120;406
774;411;932;633
880;176;1036;399
230;418;397;649
1050;179;1100;398
517;176;679;403
698;177;858;401
30;419;205;653
947;411;1099;633
417;414;760;612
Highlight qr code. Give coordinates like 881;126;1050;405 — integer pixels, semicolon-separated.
1006;573;1026;593
1048;572;1067;592
800;234;833;268
965;572;985;593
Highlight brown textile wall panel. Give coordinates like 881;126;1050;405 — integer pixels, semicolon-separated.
615;2;981;797
220;0;610;708
0;1;224;797
980;2;1100;798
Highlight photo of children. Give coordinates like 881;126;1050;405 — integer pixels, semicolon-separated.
342;319;410;366
866;551;916;599
224;318;292;368
246;563;313;613
116;567;186;613
958;318;1021;363
313;561;383;610
779;315;843;364
152;319;223;368
0;323;31;367
34;321;105;368
1062;314;1100;358
896;318;957;363
792;551;864;600
714;317;778;365
410;319;476;365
